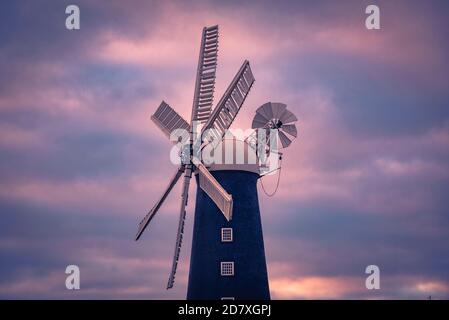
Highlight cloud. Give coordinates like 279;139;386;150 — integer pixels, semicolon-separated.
0;0;448;299
270;275;449;300
270;276;361;299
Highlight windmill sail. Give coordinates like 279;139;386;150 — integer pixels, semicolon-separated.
151;101;190;141
251;113;269;129
135;166;185;240
191;25;219;124
278;109;297;124
197;163;233;221
278;130;292;148
167;166;192;289
167;25;220;289
282;123;297;137
202;60;255;142
256;102;274;123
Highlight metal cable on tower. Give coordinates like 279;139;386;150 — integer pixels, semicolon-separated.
260;159;282;197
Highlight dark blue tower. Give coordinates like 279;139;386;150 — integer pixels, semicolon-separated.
187;169;270;300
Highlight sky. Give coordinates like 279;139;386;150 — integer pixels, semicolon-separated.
0;0;448;299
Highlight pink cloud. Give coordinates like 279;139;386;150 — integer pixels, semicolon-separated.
0;166;187;217
0;249;189;299
270;276;362;299
415;281;449;295
89;1;447;92
0;123;48;150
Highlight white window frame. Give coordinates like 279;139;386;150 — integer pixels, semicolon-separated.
220;261;234;276
221;227;233;242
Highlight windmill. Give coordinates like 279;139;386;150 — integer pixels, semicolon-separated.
135;25;298;299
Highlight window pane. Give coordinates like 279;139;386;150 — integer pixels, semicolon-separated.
221;228;233;242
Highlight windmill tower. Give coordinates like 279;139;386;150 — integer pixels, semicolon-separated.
135;25;298;300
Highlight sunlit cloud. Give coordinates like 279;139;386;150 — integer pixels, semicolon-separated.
270;276;361;299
